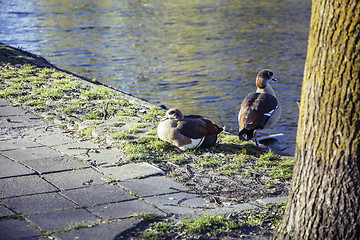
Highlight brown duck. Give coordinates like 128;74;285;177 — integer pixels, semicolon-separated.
157;108;223;150
238;69;281;145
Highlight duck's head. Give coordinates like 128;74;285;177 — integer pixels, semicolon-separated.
162;108;184;121
256;69;277;89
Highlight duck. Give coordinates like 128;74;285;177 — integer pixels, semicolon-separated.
238;69;281;146
157;108;223;150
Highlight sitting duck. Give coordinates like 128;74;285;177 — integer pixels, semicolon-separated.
157;108;223;150
238;69;281;146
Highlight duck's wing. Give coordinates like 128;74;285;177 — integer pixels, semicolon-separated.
239;93;279;131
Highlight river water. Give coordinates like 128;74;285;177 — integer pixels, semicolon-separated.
0;0;312;155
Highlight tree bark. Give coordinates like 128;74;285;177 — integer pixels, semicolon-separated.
273;0;360;239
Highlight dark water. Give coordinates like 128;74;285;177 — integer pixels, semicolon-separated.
0;0;312;155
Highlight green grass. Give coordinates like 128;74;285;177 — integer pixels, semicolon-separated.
138;214;242;239
80;87;115;100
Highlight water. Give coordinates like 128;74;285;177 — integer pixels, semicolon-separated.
0;0;312;155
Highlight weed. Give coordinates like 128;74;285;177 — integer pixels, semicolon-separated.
168;155;188;165
38;88;64;100
5;214;25;220
60;106;76;115
77;127;95;138
134;212;162;222
80;87;115;100
106;178;119;183
113;132;132;140
140;107;164;122
179;214;242;236
0;89;22;98
10;83;24;90
27;99;47;109
83;109;103;120
195;155;223;168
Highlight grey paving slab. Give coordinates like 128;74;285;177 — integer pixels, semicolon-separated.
0;99;9;107
2;145;64;161
87;199;165;220
0;175;58;198
21;155;89;174
0;219;40;239
61;184;136;207
256;196;288;205
23;125;65;139
145;192;215;215
119;176;188;197
99;162;165;180
43;168;108;190
54;218;141;240
0;114;43;128
0;154;35;178
1;192;77;214
53;141;101;156
32;130;77;146
0;204;15;217
200;203;258;216
84;147;124;166
0;138;42;151
0;106;26;116
26;208;100;232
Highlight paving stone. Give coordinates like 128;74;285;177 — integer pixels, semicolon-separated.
0;138;42;151
0;154;35;178
0;204;15;217
53;141;101;156
31;130;77;146
0;114;43;128
21;155;89;174
26;208;100;232
0;219;40;239
0;99;9;107
61;184;136;207
119;176;188;197
145;192;215;215
84;147;124;166
87;199;165;220
2;145;64;161
99;162;165;180
54;218;141;240
1;192;77;214
23;125;65;139
256;196;288;205
43;168;108;190
0;175;58;198
199;203;258;216
0;106;26;116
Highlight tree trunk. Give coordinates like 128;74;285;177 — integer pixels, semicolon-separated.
273;0;360;239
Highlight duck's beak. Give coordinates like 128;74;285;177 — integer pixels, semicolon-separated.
272;77;277;81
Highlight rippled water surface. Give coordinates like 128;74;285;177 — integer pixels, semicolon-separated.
0;0;312;154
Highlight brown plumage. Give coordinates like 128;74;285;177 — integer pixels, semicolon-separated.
157;109;223;150
238;69;281;143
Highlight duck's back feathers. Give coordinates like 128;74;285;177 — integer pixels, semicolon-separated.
157;109;223;150
238;93;279;140
176;115;221;138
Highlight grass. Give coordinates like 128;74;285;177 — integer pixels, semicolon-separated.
133;203;286;239
43;222;92;236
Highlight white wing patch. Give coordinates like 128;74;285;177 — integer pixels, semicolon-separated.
179;137;205;151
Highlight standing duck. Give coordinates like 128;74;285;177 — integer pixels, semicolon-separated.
238;69;281;146
157;108;223;150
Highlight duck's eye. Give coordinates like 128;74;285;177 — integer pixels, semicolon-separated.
268;71;273;77
169;111;175;115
